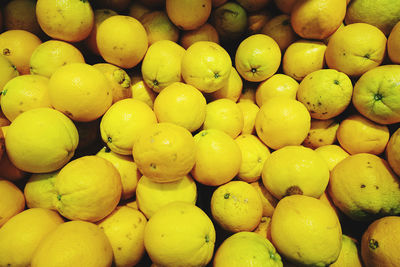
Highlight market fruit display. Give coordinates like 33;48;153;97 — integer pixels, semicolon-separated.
1;0;400;266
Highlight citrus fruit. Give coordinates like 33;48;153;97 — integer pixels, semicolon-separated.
179;23;219;49
331;235;363;267
165;0;212;30
208;66;243;103
211;2;247;41
3;0;42;36
386;127;400;176
260;14;298;51
388;21;400;64
54;155;122;222
0;178;25;227
144;201;216;267
251;180;278;217
0;54;18;91
315;145;350;171
132;122;196;183
24;171;58;210
302;118;340;149
5;107;79;173
237;100;259;135
141;10;180;45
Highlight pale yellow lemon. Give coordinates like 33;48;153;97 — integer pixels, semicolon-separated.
325;23;387;77
328;153;400;221
271;195;342;266
36;0;94;42
0;178;25;227
191;129;242;186
211;180;263;232
5;108;79;173
29;40;85;78
0;29;42;74
181;41;232;93
100;98;157;155
262;145;330;199
255;73;299;107
136;174;197;219
48;62;112;122
208;66;243;103
97;15;148;68
132;122;196;183
144;201;216;267
0;208;64;267
260;14;298;51
238;82;257;103
235;34;281;82
331;235;363;267
213;231;283;267
141;40;185;93
282;39;327;81
1;74;51;121
203;98;244;138
93;63;132;104
97;206;147;267
235;134;270;183
302;118;340;149
315;145;350;171
24;171;58;209
141;10;180;45
337;114;389;155
31;220;113;267
130;71;157;109
255;97;311;150
237;100;259;135
54;155;122;222
166;0;212;30
297;69;353;120
97;146;141;200
153;82;206;132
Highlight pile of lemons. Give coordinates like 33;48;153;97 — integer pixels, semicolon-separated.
1;0;400;266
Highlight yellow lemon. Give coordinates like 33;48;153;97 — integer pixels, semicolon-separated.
297;69;353;119
214;231;283;267
141;40;185;93
29;40;85;78
24;171;58;209
97;206;147;267
136;174;197;219
352;65;400;124
54;155;122;222
211;180;263;232
1;74;51;121
325;23;387;77
0;149;28;181
388;21;400;64
130;71;157;109
302;118;340;149
191;129;242;186
31;220;113;267
0;208;64;267
203;98;244;138
262;145;330;199
337;114;390;155
255;97;311;150
100;98;157;155
386;127;400;176
328;153;400;221
97;15;148;68
255;73;299;107
132;122;196;183
0;29;42;74
271;195;342;266
331;235;363;267
0;178;25;227
36;0;94;42
5;108;79;173
97;146;141;200
48;62;112;122
0;54;18;91
144;201;216;267
235;134;270;183
93;63;131;104
237;100;259;135
153;82;206;132
253;216;273;241
282;39;327;81
179;23;219;49
315;145;350;171
235;34;281;82
181;41;232;93
166;0;212;30
260;14;299;51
